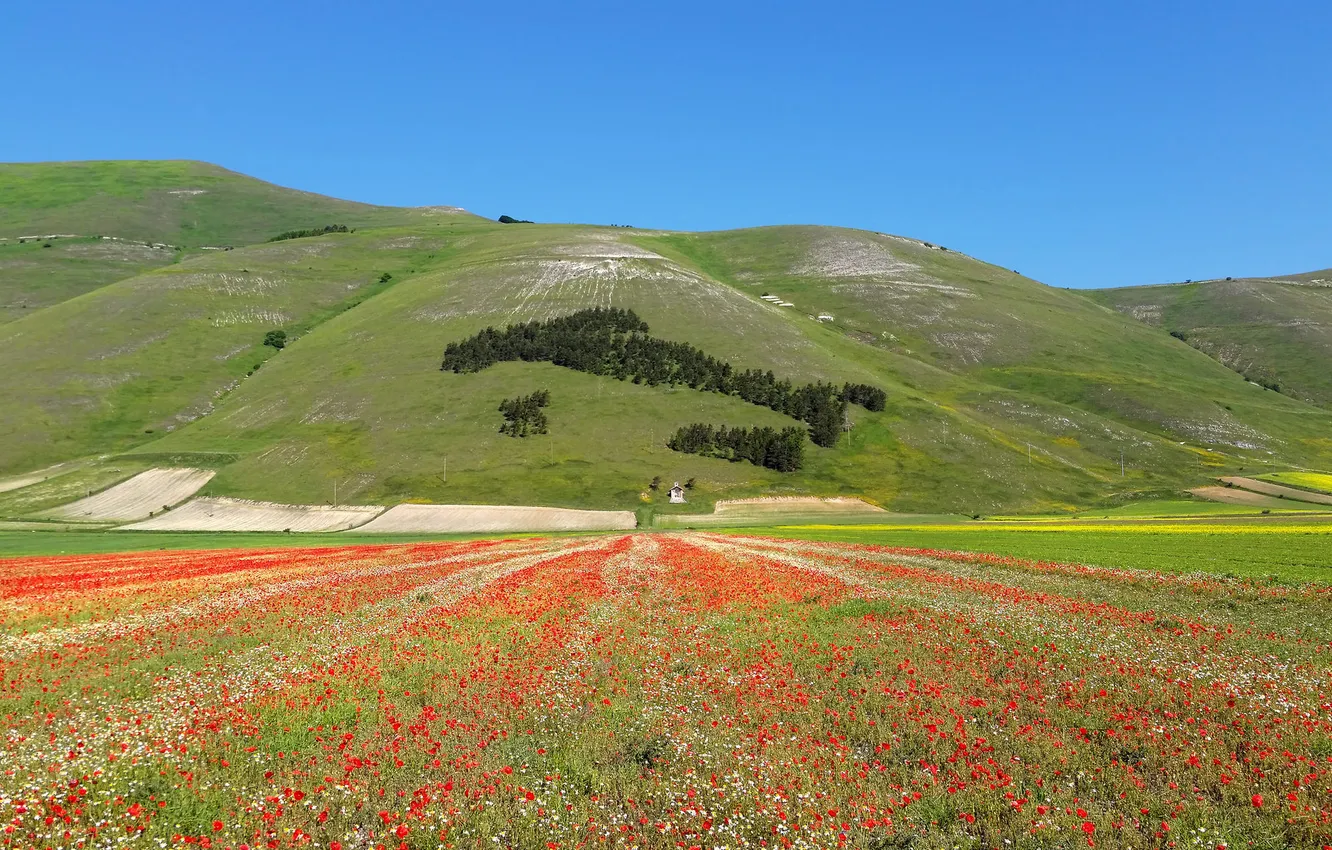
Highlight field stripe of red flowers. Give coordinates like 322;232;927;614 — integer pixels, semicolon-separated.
1;533;1329;850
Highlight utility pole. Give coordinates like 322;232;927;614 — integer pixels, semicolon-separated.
442;457;446;484
333;479;338;505
1120;450;1125;478
1027;443;1032;464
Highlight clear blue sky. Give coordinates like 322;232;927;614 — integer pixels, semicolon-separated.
3;1;1329;288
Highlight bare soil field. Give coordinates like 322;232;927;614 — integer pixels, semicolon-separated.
1220;475;1332;505
713;496;885;515
122;497;384;532
1189;485;1307;510
354;503;636;533
657;496;889;528
43;468;215;521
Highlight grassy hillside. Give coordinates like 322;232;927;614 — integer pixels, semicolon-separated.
2;161;1330;515
0;160;473;321
655;228;1331;461
0;223;468;471
129;223;1326;513
1090;270;1332;408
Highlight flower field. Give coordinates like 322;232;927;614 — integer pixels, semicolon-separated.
1;534;1329;850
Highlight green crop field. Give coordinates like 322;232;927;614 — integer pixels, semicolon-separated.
746;517;1332;583
1258;470;1332;494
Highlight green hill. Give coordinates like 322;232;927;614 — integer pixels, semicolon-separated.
2;161;1329;516
1090;270;1332;408
0;160;469;322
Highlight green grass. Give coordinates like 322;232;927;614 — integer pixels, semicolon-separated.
742;518;1332;583
0;225;463;472
1073;498;1323;517
0;529;568;558
0;235;178;324
3;161;1331;517
0;160;481;323
5;514;1330;586
0;160;448;248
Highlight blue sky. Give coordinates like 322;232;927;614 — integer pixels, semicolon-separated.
2;1;1328;288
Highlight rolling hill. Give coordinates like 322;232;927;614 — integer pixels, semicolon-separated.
1;160;1329;518
0;160;463;322
1090;270;1332;408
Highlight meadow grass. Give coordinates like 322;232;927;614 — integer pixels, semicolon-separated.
0;529;563;558
1258;470;1332;494
744;518;1332;583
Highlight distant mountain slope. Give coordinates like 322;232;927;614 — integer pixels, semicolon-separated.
1091;270;1332;408
0;160;474;321
1;161;1329;515
128;224;1329;513
653;228;1329;458
130;224;1172;513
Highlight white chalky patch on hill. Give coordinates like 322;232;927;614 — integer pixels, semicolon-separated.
207;274;280;295
238;241;336;261
831;279;976;298
211;308;291;327
221;398;288;429
1116;304;1164;324
792;234;923;279
413;253;725;323
57;241;166;262
357;503;636;533
929;330;997;365
1165;417;1271;450
300;396;368;424
92;332;168;360
44;468;215;522
255;441;310;467
123;497;384;532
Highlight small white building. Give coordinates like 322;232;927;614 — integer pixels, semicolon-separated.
668;482;686;503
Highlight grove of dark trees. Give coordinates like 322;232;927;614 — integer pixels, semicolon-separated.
441;308;886;448
268;224;352;242
498;389;550;437
667;424;806;472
